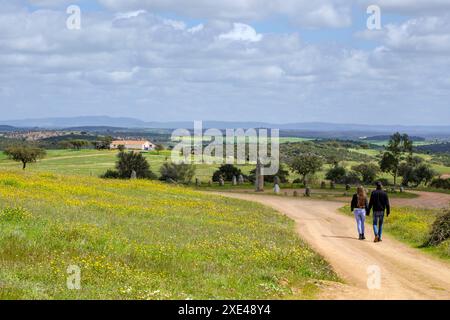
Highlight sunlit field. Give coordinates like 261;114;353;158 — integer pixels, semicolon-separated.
0;170;337;299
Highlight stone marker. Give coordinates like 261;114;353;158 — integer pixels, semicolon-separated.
345;184;351;191
238;175;244;185
273;184;280;194
293;191;298;197
232;176;237;186
400;186;404;193
321;181;326;189
330;181;335;189
304;186;311;197
195;178;200;187
219;177;225;186
255;158;264;192
274;176;280;186
130;170;137;179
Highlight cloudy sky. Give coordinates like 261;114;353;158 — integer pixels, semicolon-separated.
1;0;450;124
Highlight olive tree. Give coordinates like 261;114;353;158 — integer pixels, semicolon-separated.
4;145;46;170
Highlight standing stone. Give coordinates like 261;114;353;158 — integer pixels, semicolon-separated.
273;184;280;194
232;176;237;186
273;176;280;186
195;178;200;187
219;177;225;186
330;181;335;189
304;186;311;197
293;191;299;197
284;192;288;196
255;158;264;192
238;175;245;185
208;180;212;187
345;184;351;191
130;170;137;179
321;181;326;189
400;186;404;193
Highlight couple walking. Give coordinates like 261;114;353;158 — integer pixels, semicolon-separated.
351;182;390;242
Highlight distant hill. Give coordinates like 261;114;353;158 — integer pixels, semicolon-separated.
363;135;426;142
0;125;20;132
1;116;450;138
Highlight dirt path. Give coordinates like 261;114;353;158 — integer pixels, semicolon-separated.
217;193;450;300
391;191;450;209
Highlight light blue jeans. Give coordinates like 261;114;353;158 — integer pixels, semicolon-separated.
354;209;366;235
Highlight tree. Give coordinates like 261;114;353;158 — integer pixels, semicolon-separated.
399;162;436;187
352;163;380;184
249;164;290;183
289;153;323;185
212;164;243;182
93;136;113;150
64;139;90;150
4;145;46;169
159;162;196;184
113;151;156;179
325;165;347;183
155;144;165;154
379;132;413;186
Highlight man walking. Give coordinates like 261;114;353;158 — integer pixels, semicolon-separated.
367;182;391;243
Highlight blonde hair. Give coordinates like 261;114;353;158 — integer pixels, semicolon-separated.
357;186;367;208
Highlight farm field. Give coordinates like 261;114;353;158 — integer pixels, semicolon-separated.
0;170;337;299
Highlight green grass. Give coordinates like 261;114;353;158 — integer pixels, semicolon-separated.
0;170;337;299
340;206;450;260
0;149;255;183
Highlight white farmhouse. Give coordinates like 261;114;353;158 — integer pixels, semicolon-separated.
110;140;155;151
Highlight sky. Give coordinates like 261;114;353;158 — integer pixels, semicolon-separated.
1;0;450;125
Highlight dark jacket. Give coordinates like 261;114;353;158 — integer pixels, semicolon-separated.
368;189;391;216
351;194;369;213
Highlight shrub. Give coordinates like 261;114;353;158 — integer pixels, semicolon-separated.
248;164;289;183
159;162;196;184
212;164;243;182
430;178;450;190
101;151;156;180
352;163;380;184
424;211;450;247
325;165;347;183
100;169;120;179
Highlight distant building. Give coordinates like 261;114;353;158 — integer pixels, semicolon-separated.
110;140;155;151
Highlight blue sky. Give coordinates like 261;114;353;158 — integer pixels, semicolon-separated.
1;0;450;125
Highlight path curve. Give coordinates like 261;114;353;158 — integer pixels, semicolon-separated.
217;193;450;300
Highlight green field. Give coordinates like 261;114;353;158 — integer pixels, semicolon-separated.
0;149;254;182
0;170;337;299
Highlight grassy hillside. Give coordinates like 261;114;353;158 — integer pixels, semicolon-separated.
0;170;337;299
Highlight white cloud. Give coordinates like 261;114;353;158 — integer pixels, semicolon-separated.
218;23;263;42
0;4;450;124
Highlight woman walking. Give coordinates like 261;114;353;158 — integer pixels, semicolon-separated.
351;186;369;240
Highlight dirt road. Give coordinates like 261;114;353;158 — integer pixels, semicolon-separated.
218;193;450;299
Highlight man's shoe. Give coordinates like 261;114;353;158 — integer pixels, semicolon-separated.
374;236;379;243
378;238;382;242
362;233;366;240
358;234;362;240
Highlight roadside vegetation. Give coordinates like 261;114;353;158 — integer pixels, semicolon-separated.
339;206;450;260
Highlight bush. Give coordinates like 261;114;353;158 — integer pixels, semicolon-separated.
424;211;450;247
101;151;156;180
325;165;347;183
430;178;450;190
100;169;120;179
351;163;380;184
159;162;196;184
212;164;243;182
248;164;289;183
